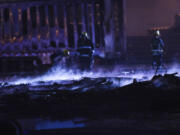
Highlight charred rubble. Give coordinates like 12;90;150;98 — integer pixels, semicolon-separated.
0;73;180;118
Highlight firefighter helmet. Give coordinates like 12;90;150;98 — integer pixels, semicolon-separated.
81;32;89;39
63;49;70;57
154;30;160;36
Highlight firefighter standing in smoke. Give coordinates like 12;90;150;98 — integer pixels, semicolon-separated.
150;30;165;69
77;32;94;71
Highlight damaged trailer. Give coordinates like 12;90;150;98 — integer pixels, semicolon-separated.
0;0;126;73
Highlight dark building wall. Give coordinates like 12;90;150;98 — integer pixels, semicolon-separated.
126;0;180;36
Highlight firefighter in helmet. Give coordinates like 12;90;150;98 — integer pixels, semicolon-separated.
77;32;94;71
150;30;165;70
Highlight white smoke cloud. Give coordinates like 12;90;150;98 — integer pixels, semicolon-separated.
6;63;180;88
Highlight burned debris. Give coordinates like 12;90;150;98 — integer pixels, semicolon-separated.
0;73;180;116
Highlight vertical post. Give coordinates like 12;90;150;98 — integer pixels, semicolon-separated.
12;7;19;42
54;5;59;37
91;2;96;45
18;8;23;43
44;5;50;50
18;7;23;51
85;2;90;34
114;0;126;54
27;7;32;40
54;4;59;47
72;4;78;49
36;5;41;51
122;0;127;54
114;0;119;51
63;4;68;47
27;6;32;51
0;9;4;44
95;3;101;48
9;8;14;43
45;5;50;39
99;1;105;48
0;9;1;43
56;4;65;48
104;0;115;53
36;5;40;41
8;8;11;43
81;2;86;32
2;8;5;45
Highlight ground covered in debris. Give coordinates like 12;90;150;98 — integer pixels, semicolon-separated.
1;73;180;134
0;73;180;115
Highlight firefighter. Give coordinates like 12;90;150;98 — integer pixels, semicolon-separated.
150;30;165;70
77;32;94;71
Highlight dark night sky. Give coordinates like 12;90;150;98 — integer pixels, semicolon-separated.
126;0;180;36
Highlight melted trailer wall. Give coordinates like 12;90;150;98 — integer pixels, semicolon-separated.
0;0;126;56
0;0;126;73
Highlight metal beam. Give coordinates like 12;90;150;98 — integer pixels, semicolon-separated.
63;4;68;47
72;4;78;49
91;1;96;45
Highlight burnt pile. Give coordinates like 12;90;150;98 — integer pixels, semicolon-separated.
0;73;180;117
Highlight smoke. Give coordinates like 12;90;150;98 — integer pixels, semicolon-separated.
104;33;114;52
8;64;150;87
11;67;83;85
166;64;180;75
6;62;180;90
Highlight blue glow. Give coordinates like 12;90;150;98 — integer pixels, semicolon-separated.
35;120;85;130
